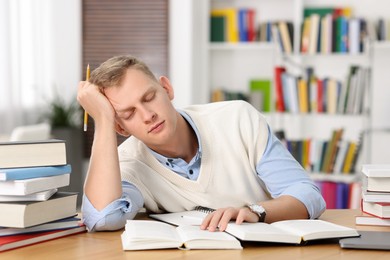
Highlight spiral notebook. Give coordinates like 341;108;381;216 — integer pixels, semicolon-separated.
149;206;215;226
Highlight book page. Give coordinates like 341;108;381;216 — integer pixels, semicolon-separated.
271;219;359;241
176;225;242;249
124;220;181;241
225;222;301;244
149;210;207;226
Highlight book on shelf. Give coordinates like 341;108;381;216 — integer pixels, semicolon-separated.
278;21;293;54
0;174;70;196
211;9;238;43
321;128;344;173
312;181;359;209
361;200;390;219
210;15;225;42
238;9;247;42
297;78;309;113
0;225;86;252
355;213;390;227
274;66;286;112
348;182;362;209
0;139;67;169
0;216;81;236
0;164;71;181
249;79;271;112
0;188;57;202
308;13;320;54
121;220;242;251
342;141;357;173
275;65;367;115
0;192;78;228
301;17;311;53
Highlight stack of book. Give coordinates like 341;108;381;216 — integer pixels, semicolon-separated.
0;139;86;252
355;164;390;227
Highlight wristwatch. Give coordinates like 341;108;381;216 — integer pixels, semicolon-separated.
247;204;266;222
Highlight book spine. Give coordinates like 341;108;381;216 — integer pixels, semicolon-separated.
1;164;72;181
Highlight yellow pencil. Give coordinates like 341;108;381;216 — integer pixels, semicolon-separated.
83;64;90;132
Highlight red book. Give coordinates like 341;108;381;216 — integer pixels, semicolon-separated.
0;225;86;252
322;181;337;209
361;201;390;218
247;9;256;41
317;78;323;113
274;66;286;112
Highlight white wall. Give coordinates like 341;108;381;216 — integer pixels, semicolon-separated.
48;0;82;104
0;0;82;135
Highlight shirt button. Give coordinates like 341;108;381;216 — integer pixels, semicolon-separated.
189;169;193;175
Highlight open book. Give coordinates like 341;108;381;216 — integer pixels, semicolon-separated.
121;220;242;250
150;210;360;244
225;220;359;244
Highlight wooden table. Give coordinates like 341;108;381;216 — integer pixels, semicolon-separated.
2;209;390;259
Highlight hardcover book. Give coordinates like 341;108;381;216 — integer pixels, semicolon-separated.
0;192;78;228
362;201;390;218
355;213;390;227
0;139;67;169
0;174;70;196
0;216;81;236
0;225;86;252
0;164;71;181
0;188;57;202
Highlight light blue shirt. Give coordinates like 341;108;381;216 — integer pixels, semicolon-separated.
82;111;325;231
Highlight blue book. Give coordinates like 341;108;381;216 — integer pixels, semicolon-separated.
238;9;248;42
0;164;71;181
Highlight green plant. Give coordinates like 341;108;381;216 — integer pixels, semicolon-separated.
43;95;82;128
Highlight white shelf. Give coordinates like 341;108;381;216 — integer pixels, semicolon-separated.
372;41;390;49
209;42;275;51
264;113;367;140
309;173;360;184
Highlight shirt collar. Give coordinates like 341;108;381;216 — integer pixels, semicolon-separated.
148;110;202;165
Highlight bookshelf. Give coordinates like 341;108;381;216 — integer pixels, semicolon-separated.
169;0;390;208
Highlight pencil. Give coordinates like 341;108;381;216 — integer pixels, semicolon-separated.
83;64;90;132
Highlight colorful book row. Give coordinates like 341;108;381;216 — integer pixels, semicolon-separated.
302;7;366;54
277;128;363;174
210;79;272;112
210;8;256;42
274;66;369;114
315;181;361;209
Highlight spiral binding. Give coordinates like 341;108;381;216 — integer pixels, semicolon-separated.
194;206;215;214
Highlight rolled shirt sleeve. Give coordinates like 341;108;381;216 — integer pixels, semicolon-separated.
256;127;326;219
81;181;144;231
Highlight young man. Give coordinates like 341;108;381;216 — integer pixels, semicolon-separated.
77;55;325;232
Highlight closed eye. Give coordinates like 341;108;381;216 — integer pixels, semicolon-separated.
117;109;135;120
144;91;156;102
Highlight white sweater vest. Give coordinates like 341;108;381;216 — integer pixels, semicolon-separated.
118;101;270;213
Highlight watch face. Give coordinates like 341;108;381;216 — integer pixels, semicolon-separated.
250;204;265;214
248;204;266;222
